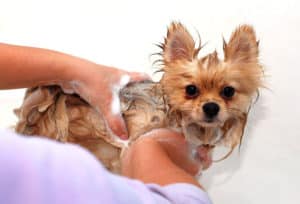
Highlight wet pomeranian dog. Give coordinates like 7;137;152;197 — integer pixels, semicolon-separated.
15;22;263;173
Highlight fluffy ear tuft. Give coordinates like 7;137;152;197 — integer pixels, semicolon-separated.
224;25;259;64
162;22;198;63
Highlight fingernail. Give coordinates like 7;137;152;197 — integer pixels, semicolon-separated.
119;134;129;140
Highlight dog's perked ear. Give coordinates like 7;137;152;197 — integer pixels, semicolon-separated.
162;22;198;63
223;25;259;64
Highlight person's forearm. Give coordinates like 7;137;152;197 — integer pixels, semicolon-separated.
0;43;95;89
122;138;201;188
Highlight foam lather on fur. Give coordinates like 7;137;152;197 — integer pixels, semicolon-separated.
15;22;263;173
15;82;167;173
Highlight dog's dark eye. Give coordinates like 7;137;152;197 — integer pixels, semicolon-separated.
221;86;235;99
185;85;199;99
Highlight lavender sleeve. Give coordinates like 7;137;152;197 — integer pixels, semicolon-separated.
0;129;211;204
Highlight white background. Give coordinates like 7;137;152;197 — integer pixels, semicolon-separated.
0;0;299;203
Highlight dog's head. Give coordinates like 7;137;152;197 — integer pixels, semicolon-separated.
159;22;262;149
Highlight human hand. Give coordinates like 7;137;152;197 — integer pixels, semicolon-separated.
61;64;149;139
138;129;212;175
0;43;148;139
121;129;212;186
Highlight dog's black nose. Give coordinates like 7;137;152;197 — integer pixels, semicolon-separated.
203;102;220;118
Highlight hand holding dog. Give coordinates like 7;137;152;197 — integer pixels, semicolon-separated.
0;43;148;139
66;64;148;139
121;128;212;187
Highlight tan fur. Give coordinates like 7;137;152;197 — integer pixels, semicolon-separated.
161;23;262;151
14;23;263;173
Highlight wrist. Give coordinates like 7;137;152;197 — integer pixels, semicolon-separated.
57;54;97;83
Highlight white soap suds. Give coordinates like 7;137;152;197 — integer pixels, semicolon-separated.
111;75;131;115
119;75;131;87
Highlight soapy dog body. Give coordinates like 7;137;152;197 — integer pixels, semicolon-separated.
15;22;262;173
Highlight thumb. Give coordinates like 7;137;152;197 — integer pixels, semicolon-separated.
93;98;128;139
196;145;213;170
104;111;128;140
104;71;149;139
